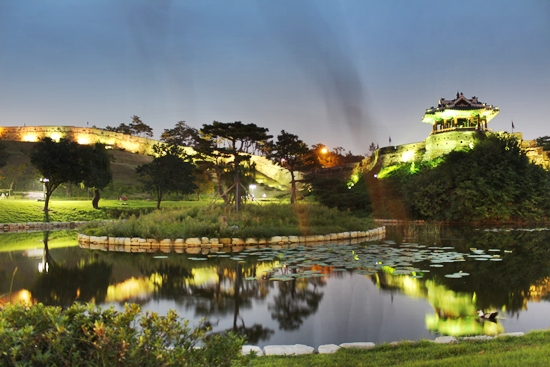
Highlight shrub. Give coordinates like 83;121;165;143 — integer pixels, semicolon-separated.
0;302;250;367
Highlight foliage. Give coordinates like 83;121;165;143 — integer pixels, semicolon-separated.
30;138;89;212
0;142;8;169
401;133;550;222
535;135;550;151
161;121;199;147
0;302;249;367
267;130;317;203
136;144;197;209
81;203;376;240
200;121;272;211
81;143;113;209
105;116;153;138
306;167;371;215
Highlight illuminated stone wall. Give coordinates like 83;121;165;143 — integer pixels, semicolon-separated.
424;130;478;161
362;131;550;173
0;125;291;186
0;125;160;155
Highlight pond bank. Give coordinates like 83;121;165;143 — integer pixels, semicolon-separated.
243;332;527;356
77;226;387;254
0;221;87;233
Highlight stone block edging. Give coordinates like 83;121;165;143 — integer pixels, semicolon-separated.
241;331;528;356
0;221;89;233
76;226;387;253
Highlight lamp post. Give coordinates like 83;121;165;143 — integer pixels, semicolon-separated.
39;178;49;201
249;184;256;201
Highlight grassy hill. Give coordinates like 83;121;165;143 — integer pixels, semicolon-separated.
0;140;286;200
1;140;153;198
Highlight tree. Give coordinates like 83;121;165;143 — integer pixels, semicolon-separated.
0;163;29;196
30;138;87;213
136;144;197;209
267;130;316;203
104;123;132;135
200;121;272;211
0;142;8;168
81;143;113;209
403;133;550;221
536;136;550;151
129;115;154;137
160;121;199;146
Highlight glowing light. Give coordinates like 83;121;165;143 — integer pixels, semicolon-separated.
23;134;38;142
320;147;328;154
50;132;61;142
401;150;415;162
77;136;90;145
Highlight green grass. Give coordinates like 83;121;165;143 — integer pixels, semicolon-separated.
0;199;205;223
251;331;550;367
81;203;376;240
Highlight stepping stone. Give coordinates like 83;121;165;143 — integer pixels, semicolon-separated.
241;345;263;356
318;344;340;354
461;335;494;341
263;344;314;356
497;332;524;338
340;342;375;349
433;336;458;344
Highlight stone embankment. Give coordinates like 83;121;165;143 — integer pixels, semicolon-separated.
77;227;387;254
244;333;526;356
0;221;87;233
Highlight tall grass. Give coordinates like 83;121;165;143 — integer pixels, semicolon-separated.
82;203;376;240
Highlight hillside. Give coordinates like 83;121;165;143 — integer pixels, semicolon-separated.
0;141;152;195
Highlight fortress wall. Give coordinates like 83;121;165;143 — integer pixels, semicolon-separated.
424;130;479;161
0;125;291;186
0;126;160;155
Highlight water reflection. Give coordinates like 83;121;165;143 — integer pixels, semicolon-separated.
1;226;550;346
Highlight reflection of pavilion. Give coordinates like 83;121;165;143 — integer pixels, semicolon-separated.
422;92;499;134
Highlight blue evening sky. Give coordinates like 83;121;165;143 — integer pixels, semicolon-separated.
1;1;548;155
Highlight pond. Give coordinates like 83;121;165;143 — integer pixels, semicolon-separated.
1;225;550;348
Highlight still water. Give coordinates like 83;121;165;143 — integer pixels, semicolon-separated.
1;226;550;348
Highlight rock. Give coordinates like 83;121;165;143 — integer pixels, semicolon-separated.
263;344;314;356
318;344;340;354
433;336;458;344
340;342;375;349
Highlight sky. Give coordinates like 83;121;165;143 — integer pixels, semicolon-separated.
1;0;549;155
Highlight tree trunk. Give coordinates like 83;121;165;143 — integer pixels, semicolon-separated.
290;170;297;204
215;166;229;204
92;188;100;209
156;190;162;209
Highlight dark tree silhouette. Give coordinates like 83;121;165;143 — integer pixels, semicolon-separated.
136;144;197;209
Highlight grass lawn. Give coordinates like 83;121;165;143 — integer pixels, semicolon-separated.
250;331;550;367
0;198;207;223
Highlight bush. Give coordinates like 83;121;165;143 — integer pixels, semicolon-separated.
0;303;250;367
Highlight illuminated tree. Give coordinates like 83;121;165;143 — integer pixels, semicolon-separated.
267;130;316;203
200;121;271;211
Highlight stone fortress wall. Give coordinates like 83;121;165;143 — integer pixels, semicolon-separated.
363;131;550;171
0;125;292;186
1;125;548;182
